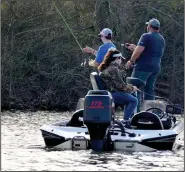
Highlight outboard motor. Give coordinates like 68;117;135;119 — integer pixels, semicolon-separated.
83;90;114;151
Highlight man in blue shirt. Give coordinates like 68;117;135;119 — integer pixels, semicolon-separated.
125;18;166;111
82;28;116;67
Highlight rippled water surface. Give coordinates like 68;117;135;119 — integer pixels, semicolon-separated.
1;111;184;171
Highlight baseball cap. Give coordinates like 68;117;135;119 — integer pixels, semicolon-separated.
145;18;160;28
108;47;125;59
112;53;125;60
98;28;113;37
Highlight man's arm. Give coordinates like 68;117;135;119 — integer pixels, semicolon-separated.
130;46;145;62
125;46;145;69
82;46;97;56
126;34;148;69
125;43;136;51
82;46;99;67
90;45;105;67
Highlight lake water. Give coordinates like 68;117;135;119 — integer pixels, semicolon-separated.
1;111;184;171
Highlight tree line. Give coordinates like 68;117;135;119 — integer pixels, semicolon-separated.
1;0;184;111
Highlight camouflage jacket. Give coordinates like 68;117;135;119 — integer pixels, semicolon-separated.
99;62;134;93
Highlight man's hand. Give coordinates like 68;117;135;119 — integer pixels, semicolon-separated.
125;43;136;51
125;60;133;69
82;46;94;54
132;86;139;92
88;59;94;66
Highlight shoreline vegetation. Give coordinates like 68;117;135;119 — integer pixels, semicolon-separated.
1;0;184;112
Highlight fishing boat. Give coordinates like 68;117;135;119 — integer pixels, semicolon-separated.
40;72;184;152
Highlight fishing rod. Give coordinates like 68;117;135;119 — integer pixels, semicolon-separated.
52;1;126;51
52;1;83;51
52;0;129;66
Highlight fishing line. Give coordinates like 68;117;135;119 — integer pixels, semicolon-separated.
52;1;127;54
52;1;129;66
52;1;83;50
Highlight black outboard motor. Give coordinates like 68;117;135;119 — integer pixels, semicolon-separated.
83;90;114;151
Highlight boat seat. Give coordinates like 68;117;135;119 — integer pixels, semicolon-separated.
90;72;126;109
90;72;145;110
66;109;84;127
161;118;173;129
130;111;164;130
90;72;107;90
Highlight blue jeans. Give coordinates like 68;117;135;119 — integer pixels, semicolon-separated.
131;69;159;111
111;91;138;120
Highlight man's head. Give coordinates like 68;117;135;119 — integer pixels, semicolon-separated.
98;28;113;42
145;18;160;32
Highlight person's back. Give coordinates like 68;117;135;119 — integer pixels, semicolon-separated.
135;32;165;72
100;62;134;93
125;18;166;111
82;28;116;68
96;42;116;64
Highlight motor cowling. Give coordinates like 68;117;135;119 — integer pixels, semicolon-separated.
83;90;114;151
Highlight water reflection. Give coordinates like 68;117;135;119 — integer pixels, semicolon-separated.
1;111;184;171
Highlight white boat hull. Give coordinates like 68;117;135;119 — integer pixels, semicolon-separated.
40;119;183;152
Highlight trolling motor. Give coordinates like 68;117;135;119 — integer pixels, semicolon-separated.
83;90;114;151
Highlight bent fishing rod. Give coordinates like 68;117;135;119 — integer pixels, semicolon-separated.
52;1;83;51
52;1;126;51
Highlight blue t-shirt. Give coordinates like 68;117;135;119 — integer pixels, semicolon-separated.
135;32;166;72
95;42;116;64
